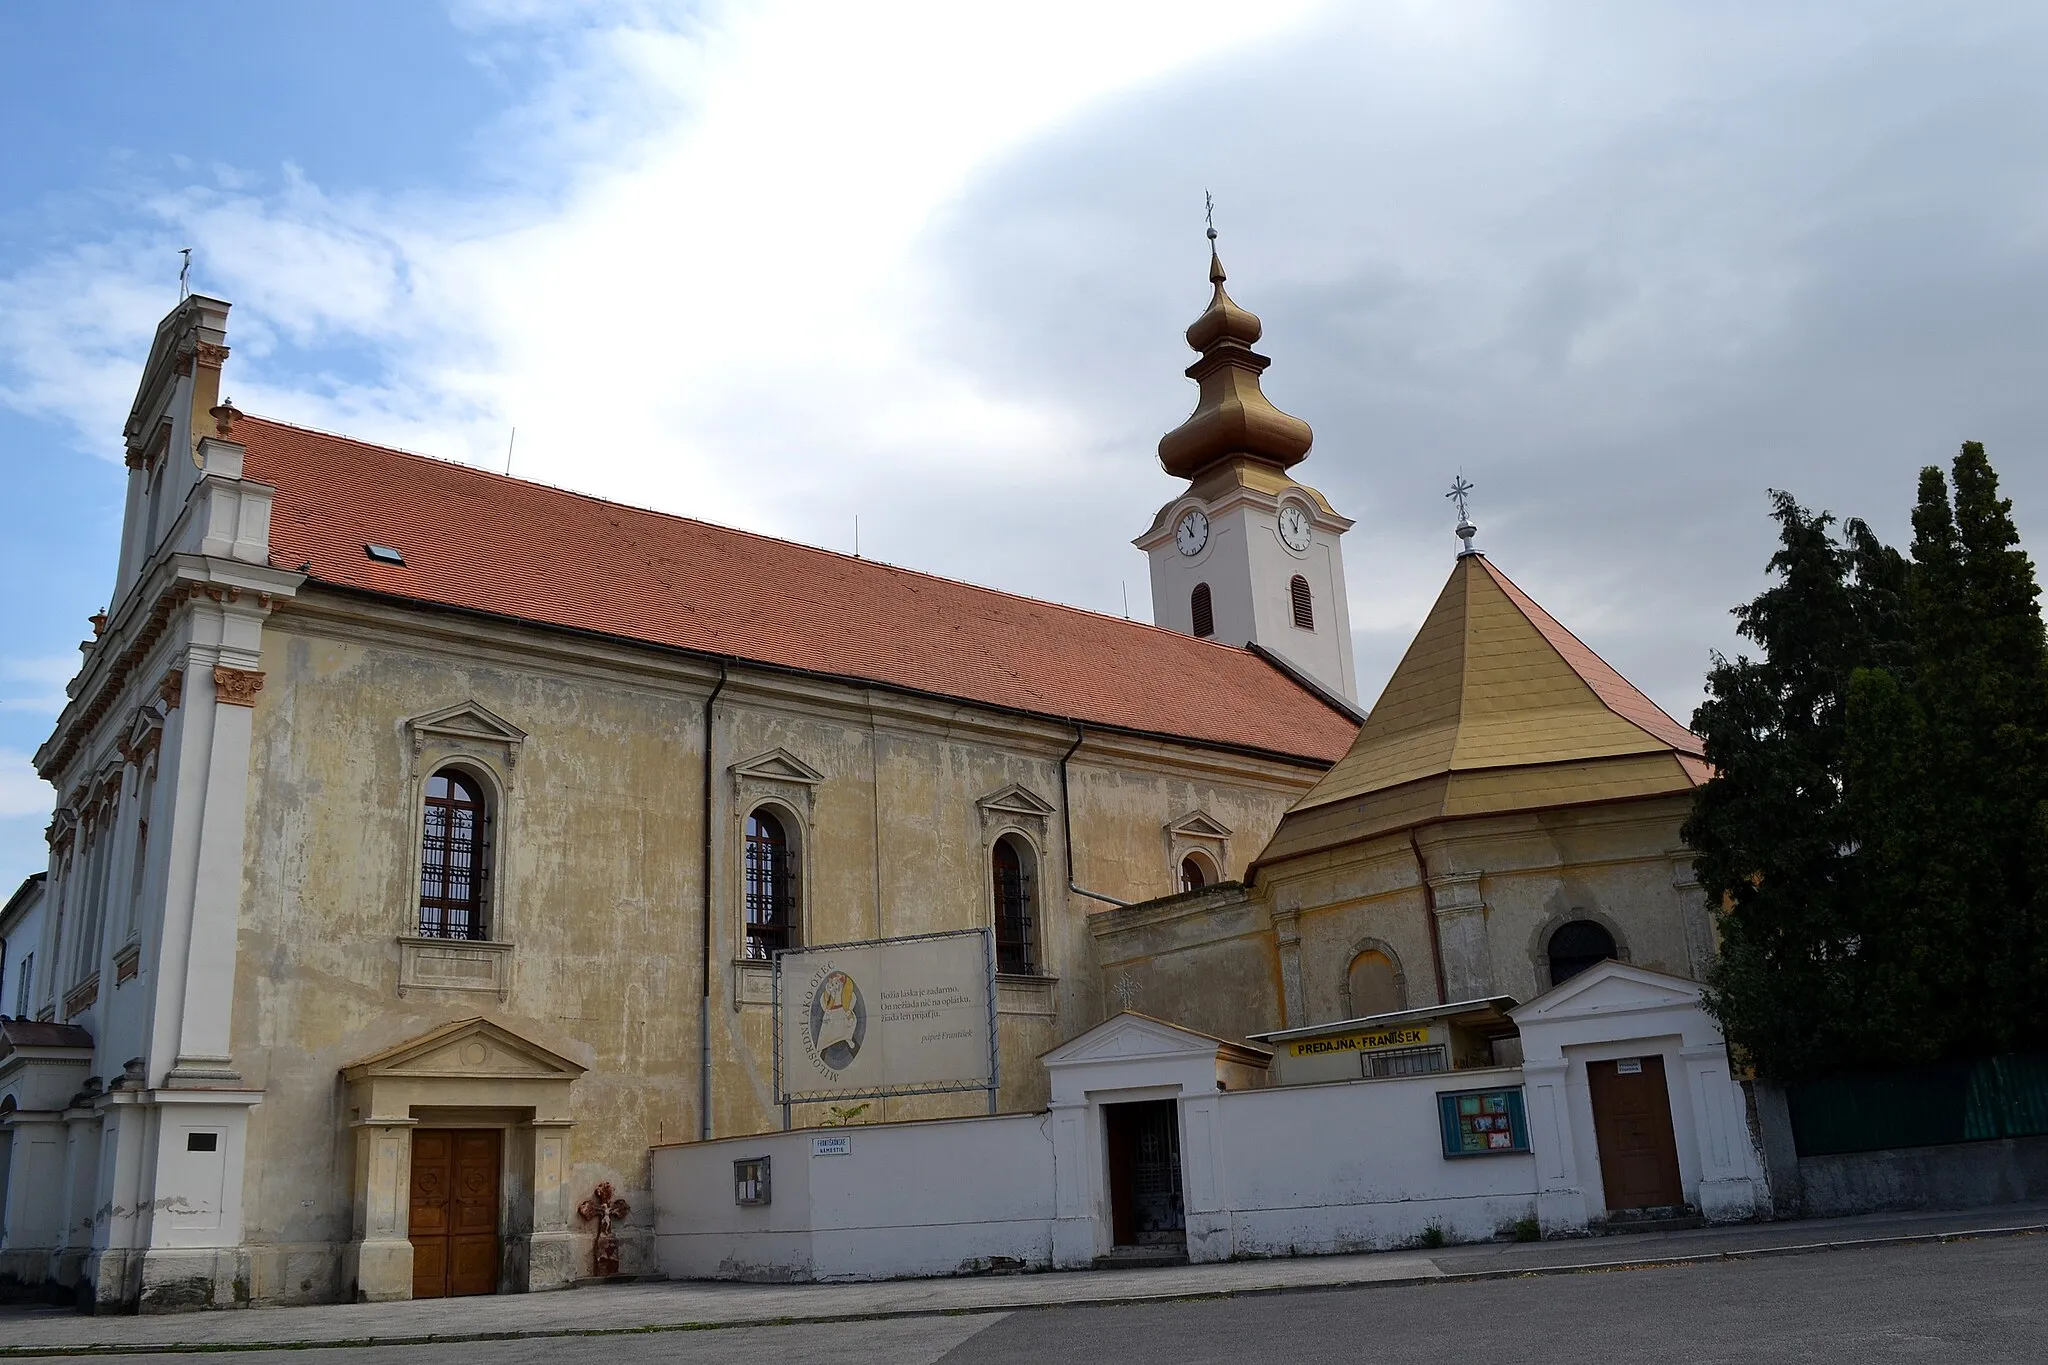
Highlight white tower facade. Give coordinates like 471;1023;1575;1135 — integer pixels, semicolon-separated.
1136;473;1356;701
1134;240;1358;702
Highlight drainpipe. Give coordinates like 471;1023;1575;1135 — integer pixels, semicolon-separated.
698;661;729;1141
1059;727;1127;908
1409;826;1449;1005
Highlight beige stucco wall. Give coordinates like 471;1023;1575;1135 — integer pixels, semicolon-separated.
227;590;1326;1302
1091;794;1714;1048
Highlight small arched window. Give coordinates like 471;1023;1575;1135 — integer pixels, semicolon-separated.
992;835;1037;975
1191;583;1214;639
420;769;491;940
1290;575;1314;630
744;809;799;959
1179;855;1209;893
1548;919;1617;987
1347;950;1403;1017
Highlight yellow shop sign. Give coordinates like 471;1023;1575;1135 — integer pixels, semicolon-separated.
1287;1025;1429;1058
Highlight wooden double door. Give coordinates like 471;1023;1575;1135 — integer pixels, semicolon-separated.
410;1129;501;1298
1588;1056;1685;1212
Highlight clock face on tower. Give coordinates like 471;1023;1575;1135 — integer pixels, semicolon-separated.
1175;509;1210;557
1277;503;1313;552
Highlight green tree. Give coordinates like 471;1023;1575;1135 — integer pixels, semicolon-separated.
1896;445;2048;1048
1697;444;2048;1077
1684;493;1904;1079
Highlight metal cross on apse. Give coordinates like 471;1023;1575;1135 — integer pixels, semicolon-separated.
1113;975;1140;1010
1446;474;1475;523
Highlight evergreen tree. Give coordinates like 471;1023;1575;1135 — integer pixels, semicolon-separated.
1698;444;2048;1077
1685;494;1891;1079
1899;445;2048;1049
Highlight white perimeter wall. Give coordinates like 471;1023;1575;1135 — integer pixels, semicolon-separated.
1195;1067;1536;1261
653;1112;1056;1282
653;1072;1541;1282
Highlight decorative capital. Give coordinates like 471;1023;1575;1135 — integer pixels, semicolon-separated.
212;665;265;707
159;668;185;711
195;340;231;370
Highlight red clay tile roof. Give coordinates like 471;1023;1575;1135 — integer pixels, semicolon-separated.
238;418;1359;764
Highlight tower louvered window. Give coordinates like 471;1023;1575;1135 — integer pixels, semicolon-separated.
420;770;490;940
1190;583;1214;638
1290;575;1314;630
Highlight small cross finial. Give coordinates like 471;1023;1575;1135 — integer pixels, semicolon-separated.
1204;190;1217;242
1447;474;1480;556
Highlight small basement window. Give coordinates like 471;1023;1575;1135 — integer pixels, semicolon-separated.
734;1156;771;1206
365;544;406;565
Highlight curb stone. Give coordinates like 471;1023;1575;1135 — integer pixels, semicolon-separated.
2;1222;2042;1357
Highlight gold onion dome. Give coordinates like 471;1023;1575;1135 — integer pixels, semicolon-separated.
1157;240;1313;480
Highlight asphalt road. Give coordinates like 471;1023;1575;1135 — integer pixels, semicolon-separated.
35;1234;2047;1365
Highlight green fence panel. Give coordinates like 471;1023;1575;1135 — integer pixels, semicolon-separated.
1787;1061;1973;1156
1994;1054;2048;1139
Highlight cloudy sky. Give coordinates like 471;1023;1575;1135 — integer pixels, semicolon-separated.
3;0;2046;882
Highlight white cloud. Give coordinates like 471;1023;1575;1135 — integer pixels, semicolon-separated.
0;751;54;821
0;657;75;719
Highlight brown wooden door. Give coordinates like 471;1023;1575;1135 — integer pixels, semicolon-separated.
410;1129;500;1298
1587;1056;1685;1212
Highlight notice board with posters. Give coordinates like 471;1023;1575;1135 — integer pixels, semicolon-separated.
1436;1087;1531;1158
774;927;997;1109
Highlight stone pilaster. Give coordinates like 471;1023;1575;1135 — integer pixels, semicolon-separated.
344;1119;416;1302
1429;870;1493;1000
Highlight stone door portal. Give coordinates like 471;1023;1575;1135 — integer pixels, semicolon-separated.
1587;1056;1685;1212
410;1129;501;1297
1105;1100;1185;1248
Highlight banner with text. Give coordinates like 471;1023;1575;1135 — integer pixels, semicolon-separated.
776;929;994;1102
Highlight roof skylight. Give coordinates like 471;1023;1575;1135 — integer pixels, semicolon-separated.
365;544;405;566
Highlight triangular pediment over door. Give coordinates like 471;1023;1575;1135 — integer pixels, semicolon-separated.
341;1016;588;1124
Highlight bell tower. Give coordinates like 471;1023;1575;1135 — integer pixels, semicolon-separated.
1134;233;1357;702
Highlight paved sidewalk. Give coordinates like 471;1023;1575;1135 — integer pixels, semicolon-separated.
3;1202;2043;1356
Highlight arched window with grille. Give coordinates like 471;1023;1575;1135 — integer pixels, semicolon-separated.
1190;583;1214;638
744;808;799;959
420;769;491;940
992;834;1037;975
1290;575;1314;630
1547;919;1617;987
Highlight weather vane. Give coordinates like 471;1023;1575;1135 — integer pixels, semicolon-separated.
1204;189;1217;242
1447;474;1480;557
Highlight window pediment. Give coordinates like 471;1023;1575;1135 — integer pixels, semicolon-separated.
1167;810;1233;841
978;783;1056;825
730;748;825;787
406;701;528;767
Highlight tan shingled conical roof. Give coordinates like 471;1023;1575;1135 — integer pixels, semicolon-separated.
1257;554;1707;864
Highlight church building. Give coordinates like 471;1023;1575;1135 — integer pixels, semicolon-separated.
0;238;1715;1311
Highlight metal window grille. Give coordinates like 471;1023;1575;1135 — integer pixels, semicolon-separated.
1366;1044;1450;1079
419;771;490;940
744;812;798;959
1190;583;1214;638
993;840;1036;975
1290;575;1314;630
734;1156;771;1206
